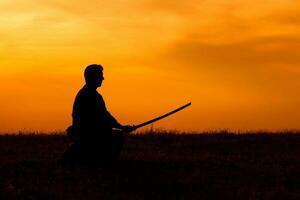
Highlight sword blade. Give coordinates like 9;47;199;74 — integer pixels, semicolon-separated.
134;102;192;130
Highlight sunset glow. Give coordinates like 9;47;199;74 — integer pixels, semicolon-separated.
1;0;300;132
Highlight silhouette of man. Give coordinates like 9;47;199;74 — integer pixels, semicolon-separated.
63;64;133;166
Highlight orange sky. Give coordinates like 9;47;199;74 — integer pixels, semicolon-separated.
1;0;300;132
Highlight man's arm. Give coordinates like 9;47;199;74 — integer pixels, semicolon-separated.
107;111;134;132
107;111;122;128
99;94;133;132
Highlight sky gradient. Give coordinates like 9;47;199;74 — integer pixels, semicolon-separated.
1;0;300;132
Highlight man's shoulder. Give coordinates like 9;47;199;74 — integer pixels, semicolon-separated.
75;86;103;100
77;85;94;95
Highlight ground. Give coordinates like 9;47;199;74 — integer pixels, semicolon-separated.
1;131;300;200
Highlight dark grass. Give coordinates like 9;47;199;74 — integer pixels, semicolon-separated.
1;131;300;200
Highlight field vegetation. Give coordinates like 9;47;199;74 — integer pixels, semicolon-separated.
1;130;300;200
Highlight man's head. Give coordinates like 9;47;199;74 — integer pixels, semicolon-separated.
84;64;104;88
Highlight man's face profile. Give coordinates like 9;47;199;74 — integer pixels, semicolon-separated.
88;71;103;88
84;64;104;88
95;71;104;87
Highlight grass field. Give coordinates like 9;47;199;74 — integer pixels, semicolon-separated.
1;131;300;200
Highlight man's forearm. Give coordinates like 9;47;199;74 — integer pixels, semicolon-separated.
107;112;123;128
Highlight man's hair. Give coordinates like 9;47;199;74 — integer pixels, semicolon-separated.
84;64;103;83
